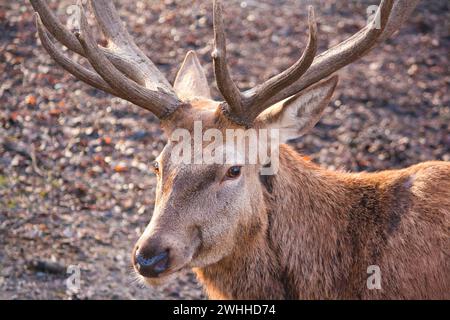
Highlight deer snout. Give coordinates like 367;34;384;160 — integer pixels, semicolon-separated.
132;243;170;278
132;223;202;280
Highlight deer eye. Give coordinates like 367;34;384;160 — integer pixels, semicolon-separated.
152;161;160;174
225;166;242;179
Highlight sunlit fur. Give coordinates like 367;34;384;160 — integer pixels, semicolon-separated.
134;97;450;299
132;55;449;299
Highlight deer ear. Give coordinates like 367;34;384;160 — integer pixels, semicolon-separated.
255;76;338;143
174;50;212;101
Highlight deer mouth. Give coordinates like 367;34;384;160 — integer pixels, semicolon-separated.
134;232;202;286
132;251;192;283
139;265;188;286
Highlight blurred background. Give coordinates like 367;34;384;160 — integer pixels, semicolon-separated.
0;0;448;299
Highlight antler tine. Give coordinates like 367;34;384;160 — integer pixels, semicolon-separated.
89;0;175;94
242;5;318;122
267;0;419;108
213;0;318;126
214;0;419;126
30;0;83;54
377;0;420;43
31;0;177;91
31;0;182;119
35;13;121;98
212;0;244;118
74;4;180;118
30;0;147;86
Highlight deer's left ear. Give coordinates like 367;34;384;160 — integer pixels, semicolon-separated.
255;76;338;143
174;50;212;101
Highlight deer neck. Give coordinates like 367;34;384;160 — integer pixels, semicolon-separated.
264;145;354;299
195;145;354;299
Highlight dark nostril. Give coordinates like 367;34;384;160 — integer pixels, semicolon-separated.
134;250;169;277
136;251;166;267
152;252;169;274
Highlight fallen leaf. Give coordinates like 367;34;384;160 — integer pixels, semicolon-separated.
49;108;62;116
102;136;112;145
114;164;128;172
10;111;20;122
25;95;37;106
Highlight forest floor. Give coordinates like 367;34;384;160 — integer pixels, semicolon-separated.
0;0;448;299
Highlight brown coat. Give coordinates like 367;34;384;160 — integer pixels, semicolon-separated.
195;145;450;299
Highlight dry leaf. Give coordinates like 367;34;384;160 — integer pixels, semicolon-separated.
114;164;128;172
25;95;37;106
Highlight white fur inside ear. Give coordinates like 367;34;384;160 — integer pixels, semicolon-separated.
174;51;212;101
280;88;328;140
257;76;338;143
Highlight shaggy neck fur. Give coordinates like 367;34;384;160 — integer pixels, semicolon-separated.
195;145;354;299
194;145;450;299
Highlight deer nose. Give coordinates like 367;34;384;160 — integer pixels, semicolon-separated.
134;247;170;277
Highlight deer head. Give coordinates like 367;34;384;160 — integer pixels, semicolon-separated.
31;0;418;285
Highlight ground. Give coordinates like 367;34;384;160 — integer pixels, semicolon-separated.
0;0;448;299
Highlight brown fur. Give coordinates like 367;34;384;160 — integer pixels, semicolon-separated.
133;75;449;299
33;0;447;299
195;145;450;299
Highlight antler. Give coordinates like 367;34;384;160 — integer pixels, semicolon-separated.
213;0;317;125
31;0;182;119
213;0;420;126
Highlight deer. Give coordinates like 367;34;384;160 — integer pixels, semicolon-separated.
30;0;449;299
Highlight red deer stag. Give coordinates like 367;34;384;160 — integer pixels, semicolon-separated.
30;0;449;299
